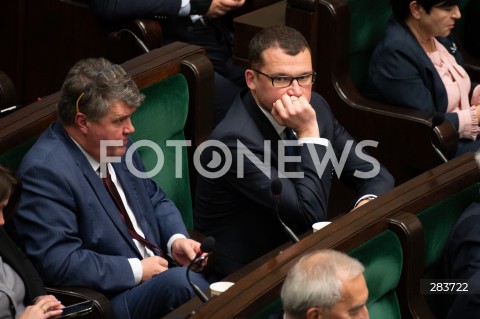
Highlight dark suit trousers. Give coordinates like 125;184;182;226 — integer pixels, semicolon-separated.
109;267;209;319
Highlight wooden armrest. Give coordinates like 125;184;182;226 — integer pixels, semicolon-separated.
432;119;458;160
130;19;163;51
338;76;459;161
45;286;114;319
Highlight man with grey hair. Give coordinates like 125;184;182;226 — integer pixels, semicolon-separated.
13;57;209;318
281;249;369;319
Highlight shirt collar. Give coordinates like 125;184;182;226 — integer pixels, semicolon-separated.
69;137;101;173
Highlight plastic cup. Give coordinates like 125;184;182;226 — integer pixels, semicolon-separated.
312;221;331;232
210;281;235;297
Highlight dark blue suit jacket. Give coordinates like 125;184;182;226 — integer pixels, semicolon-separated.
444;201;480;318
364;16;478;131
13;123;188;296
194;90;394;276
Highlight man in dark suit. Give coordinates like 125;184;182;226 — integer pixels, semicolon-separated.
88;0;247;124
194;26;395;278
12;58;209;318
444;201;480;318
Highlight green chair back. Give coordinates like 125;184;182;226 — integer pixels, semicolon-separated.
131;73;193;228
349;230;403;319
416;182;480;317
0;140;36;173
348;0;391;88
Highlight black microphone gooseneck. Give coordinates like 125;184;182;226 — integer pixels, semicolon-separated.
186;236;215;303
431;112;449;163
271;178;299;243
108;29;150;53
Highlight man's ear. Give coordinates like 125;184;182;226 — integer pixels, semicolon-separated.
245;69;257;90
306;307;322;319
75;113;89;135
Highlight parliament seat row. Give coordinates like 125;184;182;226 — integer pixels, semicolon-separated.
0;42;214;318
165;151;480;318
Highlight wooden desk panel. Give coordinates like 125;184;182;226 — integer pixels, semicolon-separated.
233;1;286;67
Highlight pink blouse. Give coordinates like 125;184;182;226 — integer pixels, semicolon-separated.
428;38;480;140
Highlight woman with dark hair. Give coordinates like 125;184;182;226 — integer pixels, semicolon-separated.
364;0;480;156
0;165;64;318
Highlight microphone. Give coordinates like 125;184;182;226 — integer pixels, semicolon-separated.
271;178;299;243
186;236;215;303
108;29;150;53
430;112;448;163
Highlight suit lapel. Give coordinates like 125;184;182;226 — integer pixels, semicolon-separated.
243;92;282;146
55;124;142;257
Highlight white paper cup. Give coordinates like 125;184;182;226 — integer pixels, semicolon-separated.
312;221;331;232
210;281;235;296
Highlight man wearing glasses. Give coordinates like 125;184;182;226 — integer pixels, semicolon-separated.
194;26;394;279
13;58;209;318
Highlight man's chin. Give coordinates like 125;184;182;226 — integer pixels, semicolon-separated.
110;147;127;158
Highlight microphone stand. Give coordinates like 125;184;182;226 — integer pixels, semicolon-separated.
186;255;210;303
273;194;299;243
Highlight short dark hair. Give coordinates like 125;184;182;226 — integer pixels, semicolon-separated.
248;25;310;69
391;0;461;21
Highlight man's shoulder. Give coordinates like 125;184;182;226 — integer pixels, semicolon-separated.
448;202;480;246
212;95;257;138
19;124;70;171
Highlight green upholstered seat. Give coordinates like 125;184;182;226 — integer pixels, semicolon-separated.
416;182;480;317
349;230;403;319
131;73;193;228
0;140;36;173
251;299;283;319
348;0;391;88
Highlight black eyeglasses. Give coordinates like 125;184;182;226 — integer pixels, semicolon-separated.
75;64;127;114
252;69;316;88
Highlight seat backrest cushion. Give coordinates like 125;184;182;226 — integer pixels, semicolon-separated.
418;183;480;273
131;73;193;228
416;182;480;317
348;0;391;88
349;230;403;319
0;140;36;173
